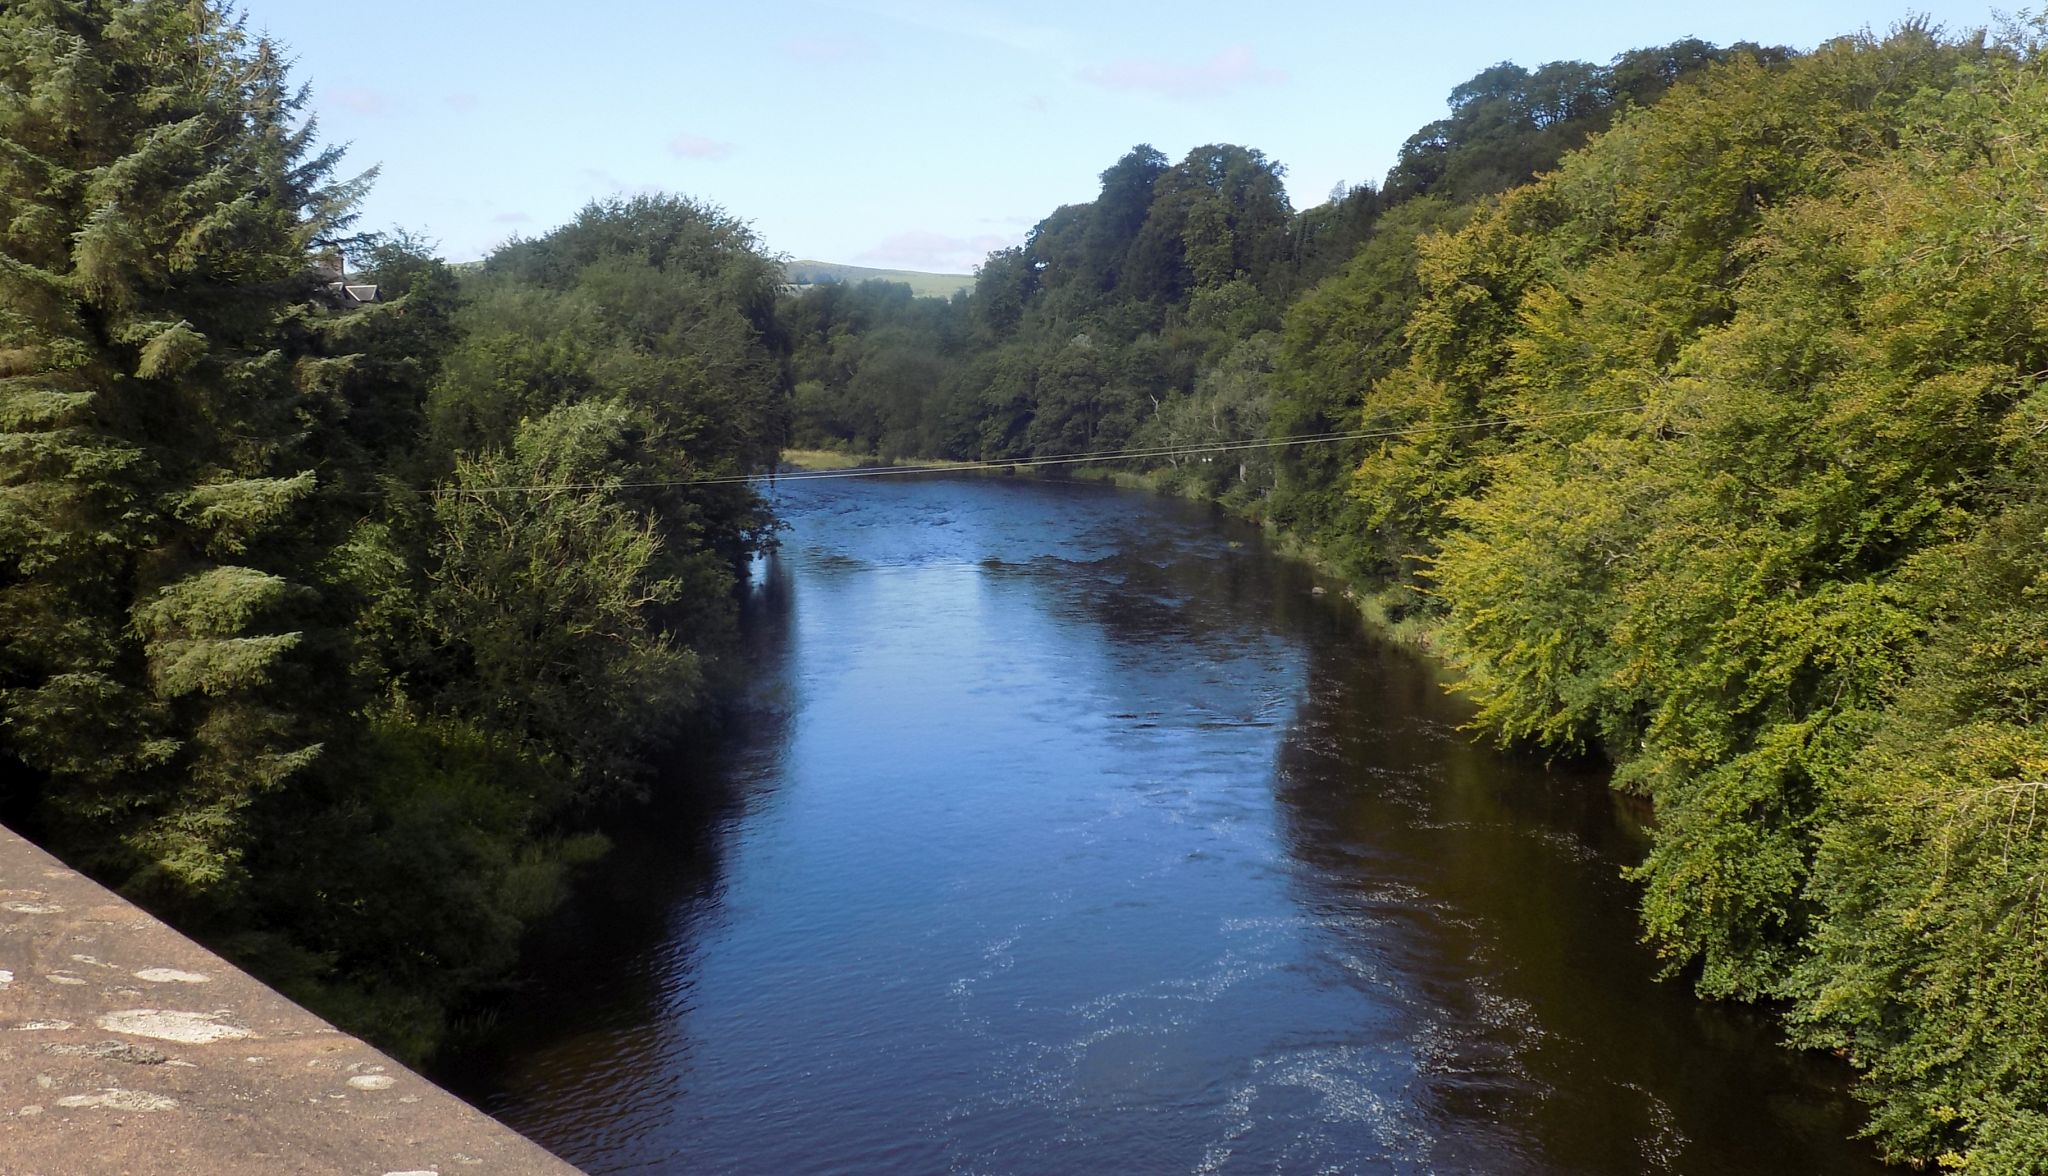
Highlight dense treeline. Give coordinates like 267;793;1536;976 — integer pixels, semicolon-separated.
1420;31;2048;1167
789;22;2048;1171
8;3;2048;1166
0;1;787;1056
786;38;1778;472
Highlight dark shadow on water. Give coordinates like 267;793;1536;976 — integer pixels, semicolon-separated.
430;547;803;1152
1266;607;1884;1174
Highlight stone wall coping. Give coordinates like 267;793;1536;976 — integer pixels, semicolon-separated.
0;825;585;1176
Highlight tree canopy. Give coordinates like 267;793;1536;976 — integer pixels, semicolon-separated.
9;6;2048;1164
0;1;788;1057
775;22;2048;1169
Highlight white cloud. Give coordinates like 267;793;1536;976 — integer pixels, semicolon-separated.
1079;46;1287;101
669;133;736;161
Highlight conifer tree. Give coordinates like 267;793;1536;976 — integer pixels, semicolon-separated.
0;0;361;892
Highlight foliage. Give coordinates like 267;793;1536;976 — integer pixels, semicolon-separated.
1418;25;2048;1165
426;401;700;799
0;0;348;891
784;19;2048;1167
0;2;786;1059
14;6;2048;1159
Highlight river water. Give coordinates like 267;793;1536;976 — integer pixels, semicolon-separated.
440;475;1885;1175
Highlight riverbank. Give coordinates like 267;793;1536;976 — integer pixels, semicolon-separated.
778;448;985;474
1065;463;1451;656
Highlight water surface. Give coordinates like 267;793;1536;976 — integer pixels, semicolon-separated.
442;475;1882;1175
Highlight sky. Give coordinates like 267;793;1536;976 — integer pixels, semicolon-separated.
251;0;2015;272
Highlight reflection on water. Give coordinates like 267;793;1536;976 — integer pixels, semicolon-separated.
438;475;1883;1175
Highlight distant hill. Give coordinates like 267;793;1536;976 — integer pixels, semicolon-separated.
784;260;974;299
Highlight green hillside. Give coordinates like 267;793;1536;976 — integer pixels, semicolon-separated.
785;259;974;299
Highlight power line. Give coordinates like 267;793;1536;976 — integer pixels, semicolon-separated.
420;404;1650;496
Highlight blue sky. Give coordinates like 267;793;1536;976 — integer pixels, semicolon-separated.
253;1;2012;272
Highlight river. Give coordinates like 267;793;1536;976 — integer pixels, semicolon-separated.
438;474;1885;1175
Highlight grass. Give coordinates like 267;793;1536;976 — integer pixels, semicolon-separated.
779;448;866;470
779;447;1001;473
783;260;975;300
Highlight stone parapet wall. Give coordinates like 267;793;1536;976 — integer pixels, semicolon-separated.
0;827;583;1176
